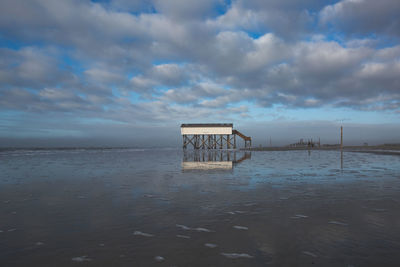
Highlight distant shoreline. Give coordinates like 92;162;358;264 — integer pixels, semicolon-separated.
1;145;400;156
246;144;400;156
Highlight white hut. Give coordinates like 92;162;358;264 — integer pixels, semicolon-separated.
180;123;251;149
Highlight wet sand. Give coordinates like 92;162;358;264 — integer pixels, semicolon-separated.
1;149;400;266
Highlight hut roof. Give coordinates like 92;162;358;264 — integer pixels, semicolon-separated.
181;123;233;128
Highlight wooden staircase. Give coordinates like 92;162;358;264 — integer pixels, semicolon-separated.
232;130;252;148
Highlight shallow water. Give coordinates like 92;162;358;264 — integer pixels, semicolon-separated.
1;148;400;266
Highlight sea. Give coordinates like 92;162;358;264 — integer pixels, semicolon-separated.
1;148;400;266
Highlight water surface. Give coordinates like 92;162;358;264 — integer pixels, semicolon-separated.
1;149;400;266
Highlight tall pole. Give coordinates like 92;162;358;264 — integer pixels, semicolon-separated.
340;126;343;150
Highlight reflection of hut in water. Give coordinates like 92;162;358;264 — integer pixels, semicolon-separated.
182;150;251;170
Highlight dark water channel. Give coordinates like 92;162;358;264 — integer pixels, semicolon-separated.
1;148;400;266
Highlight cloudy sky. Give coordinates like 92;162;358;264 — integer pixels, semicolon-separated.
0;0;399;147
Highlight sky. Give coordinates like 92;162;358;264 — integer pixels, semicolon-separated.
0;0;399;147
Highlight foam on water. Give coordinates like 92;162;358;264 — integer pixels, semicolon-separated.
176;224;191;230
234;210;246;214
233;225;248;230
176;234;190;239
302;251;318;258
227;210;249;215
291;214;309;219
176;224;212;232
133;231;154;237
328;220;348;226
154;256;164;262
372;208;387;212
221;253;254;259
71;255;91;262
194;227;212;232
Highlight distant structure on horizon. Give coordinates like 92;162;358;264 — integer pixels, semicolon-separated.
181;123;251;149
289;138;321;148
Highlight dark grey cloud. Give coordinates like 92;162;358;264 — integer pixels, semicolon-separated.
0;47;77;89
161;82;229;105
319;0;400;37
108;0;155;13
0;87;100;113
153;0;223;21
84;68;126;86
